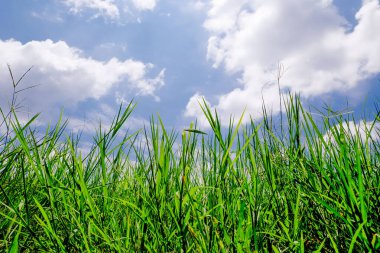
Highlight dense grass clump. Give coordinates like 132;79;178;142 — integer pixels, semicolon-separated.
1;89;380;251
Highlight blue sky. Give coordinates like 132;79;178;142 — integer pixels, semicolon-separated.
1;0;380;134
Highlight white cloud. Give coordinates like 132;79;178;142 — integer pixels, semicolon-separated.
186;0;380;126
131;0;157;11
184;93;209;128
0;39;165;114
63;0;120;19
61;0;158;20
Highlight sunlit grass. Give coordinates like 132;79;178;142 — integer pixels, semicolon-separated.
0;70;379;252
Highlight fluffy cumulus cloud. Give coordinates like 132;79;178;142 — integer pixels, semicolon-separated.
62;0;158;19
0;39;165;113
186;0;380;127
184;93;209;127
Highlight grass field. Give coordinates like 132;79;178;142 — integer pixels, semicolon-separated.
1;74;379;252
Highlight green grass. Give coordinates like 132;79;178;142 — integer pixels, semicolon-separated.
0;73;379;252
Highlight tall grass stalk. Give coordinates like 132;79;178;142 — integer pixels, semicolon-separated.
0;78;379;251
